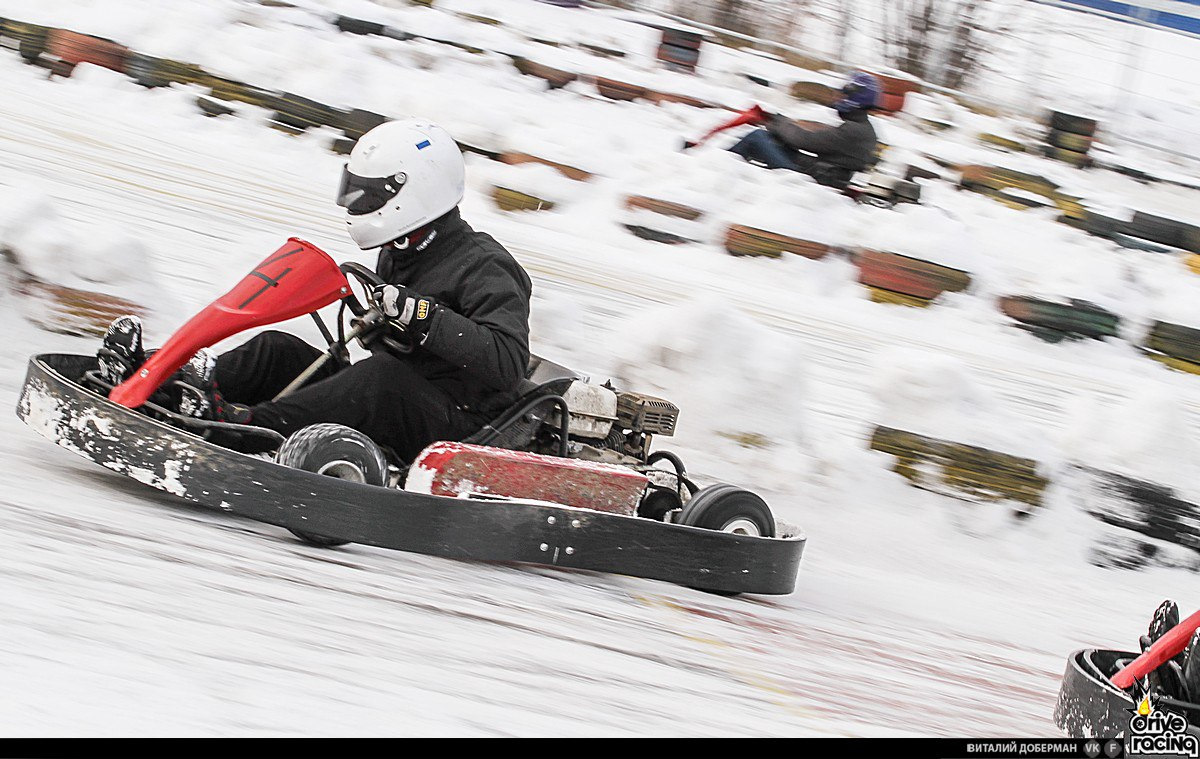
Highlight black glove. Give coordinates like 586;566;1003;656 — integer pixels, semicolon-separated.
372;283;438;339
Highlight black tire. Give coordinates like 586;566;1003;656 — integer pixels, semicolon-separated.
1049;111;1098;137
1048;128;1092;152
275;423;389;547
1128;211;1192;249
638;488;682;521
678;484;776;538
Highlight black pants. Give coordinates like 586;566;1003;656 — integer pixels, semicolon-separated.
729;129;855;189
214;331;486;461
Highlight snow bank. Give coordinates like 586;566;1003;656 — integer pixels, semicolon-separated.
1060;382;1200;502
870;347;1051;462
606;297;814;487
0;185;164;322
851;204;985;275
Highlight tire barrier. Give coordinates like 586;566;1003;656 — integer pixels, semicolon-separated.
334;16;386;37
1144;321;1200;367
977;132;1026;153
1186;254;1200;276
43;29;128;76
1048;128;1093;153
998;296;1121;343
1044;111;1097;168
871;71;922;115
271;92;350;133
1050;111;1098;137
580;42;626;59
499;152;593;182
625;196;703;221
657;27;703;74
854;249;971;301
1126;211;1200;252
1040;144;1091;168
491;187;557;212
724;225;832;259
126;53;208;88
341;108;389;141
876;92;906;114
205;77;284;111
788;81;837;106
1073;465;1200;570
866;287;933;308
0;19;50;62
646;90;719;109
625;226;692;245
594;77;646;102
195;95;237;118
511;56;578;89
622;196;704;245
870;426;1048;510
2;252;146;338
958;164;1085;218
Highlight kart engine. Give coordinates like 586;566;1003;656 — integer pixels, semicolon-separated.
546;380;679;464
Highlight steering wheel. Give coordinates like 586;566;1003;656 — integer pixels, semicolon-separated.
339;262;417;356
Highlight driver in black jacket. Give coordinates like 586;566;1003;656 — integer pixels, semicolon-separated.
729;71;881;190
99;119;532;462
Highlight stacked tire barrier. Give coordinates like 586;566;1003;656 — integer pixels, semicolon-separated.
491;187;557;212
623;196;705;244
788;80;837;107
1044;111;1097;168
977;132;1026;153
0;19;50;63
1143;321;1200;375
1073;466;1200;570
958;164;1087;221
0;250;146;338
998;296;1122;343
871;71;922;115
724;225;832;259
512;56;577;89
870;426;1048;511
656;25;703;74
854;249;971;307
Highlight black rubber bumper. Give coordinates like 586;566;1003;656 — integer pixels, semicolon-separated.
16;353;806;595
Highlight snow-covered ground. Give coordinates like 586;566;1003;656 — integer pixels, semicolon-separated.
1;2;1199;738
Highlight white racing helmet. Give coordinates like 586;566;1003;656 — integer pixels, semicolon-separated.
336;118;466;249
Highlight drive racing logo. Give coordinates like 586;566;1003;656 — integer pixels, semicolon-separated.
1127;695;1198;758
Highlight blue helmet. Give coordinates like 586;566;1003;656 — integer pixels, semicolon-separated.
835;71;881;114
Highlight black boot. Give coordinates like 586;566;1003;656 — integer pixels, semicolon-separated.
173;348;252;424
97;315;145;386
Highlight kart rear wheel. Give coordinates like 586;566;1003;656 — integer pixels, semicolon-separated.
678;483;776;538
275;423;389;547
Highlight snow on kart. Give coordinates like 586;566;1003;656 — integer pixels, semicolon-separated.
16;238;805;595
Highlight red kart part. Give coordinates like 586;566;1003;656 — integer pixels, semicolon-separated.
1112;608;1200;689
684;104;768;149
109;238;350;409
407;442;649;516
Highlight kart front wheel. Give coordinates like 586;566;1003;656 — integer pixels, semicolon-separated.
275;423;389;547
678;483;776;538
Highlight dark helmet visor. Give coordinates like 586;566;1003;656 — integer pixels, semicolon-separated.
336;166;408;215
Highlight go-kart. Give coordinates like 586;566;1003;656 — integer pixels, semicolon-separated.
1055;600;1200;739
16;238;805;595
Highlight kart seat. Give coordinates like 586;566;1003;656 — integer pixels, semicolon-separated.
462;354;580;452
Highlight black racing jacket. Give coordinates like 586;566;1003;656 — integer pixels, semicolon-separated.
375;208;532;418
766;108;878;172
